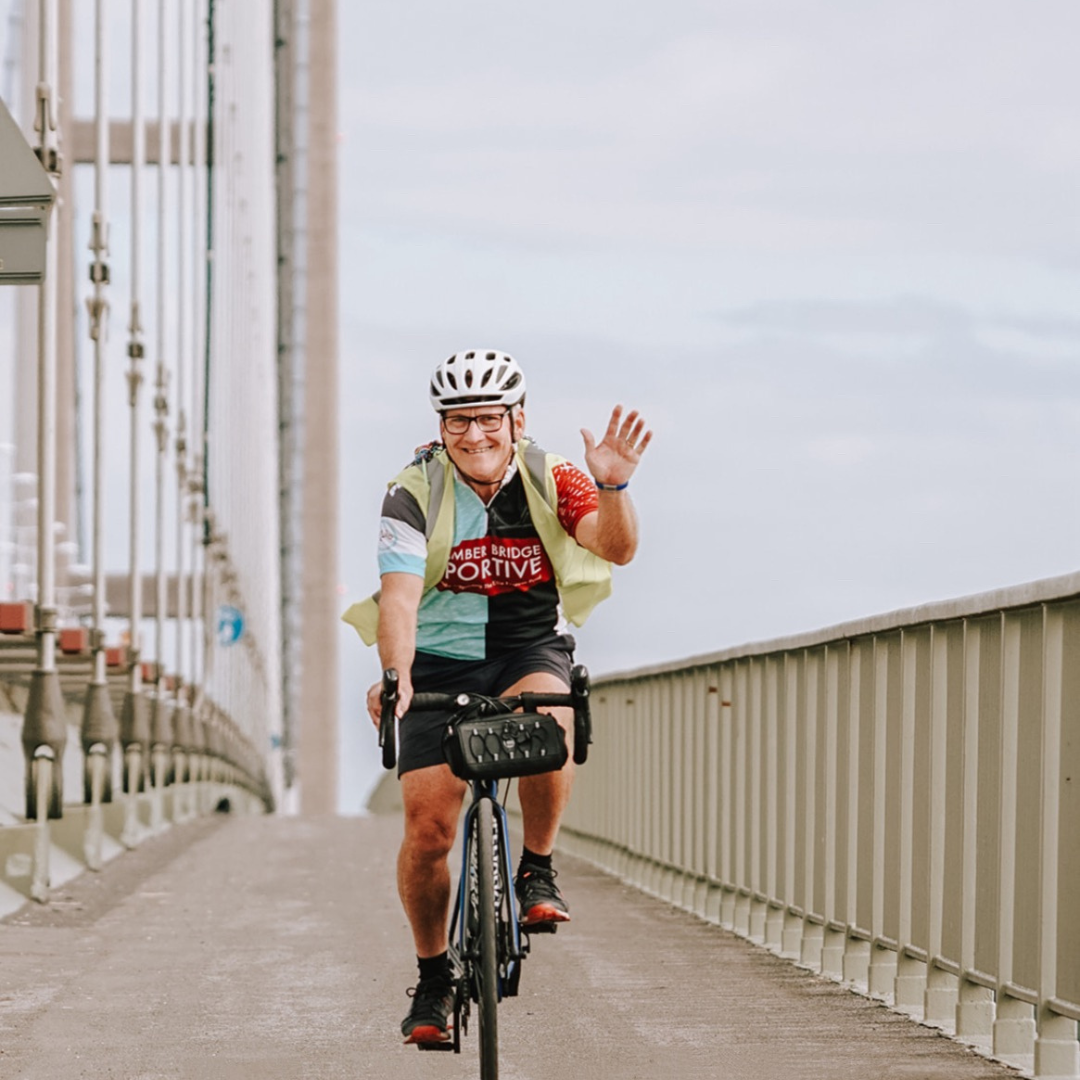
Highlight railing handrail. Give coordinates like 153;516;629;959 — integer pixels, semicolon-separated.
595;569;1080;684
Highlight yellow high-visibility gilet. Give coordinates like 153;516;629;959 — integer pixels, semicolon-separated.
341;438;612;646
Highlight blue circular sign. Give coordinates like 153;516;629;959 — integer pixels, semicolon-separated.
216;604;245;646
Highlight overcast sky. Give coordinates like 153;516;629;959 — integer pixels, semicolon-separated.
2;3;1077;811
335;0;1080;809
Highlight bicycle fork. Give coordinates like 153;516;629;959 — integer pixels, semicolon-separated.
450;786;527;1005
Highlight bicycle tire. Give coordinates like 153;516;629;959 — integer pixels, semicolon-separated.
475;797;500;1079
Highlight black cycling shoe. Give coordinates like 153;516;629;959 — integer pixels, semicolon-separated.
401;976;454;1045
515;862;571;927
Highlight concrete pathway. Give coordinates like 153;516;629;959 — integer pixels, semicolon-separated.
0;812;1021;1080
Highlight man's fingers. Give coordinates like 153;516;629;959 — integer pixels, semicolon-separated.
589;405;651;468
626;415;648;446
366;683;382;728
617;409;640;440
612;409;651;457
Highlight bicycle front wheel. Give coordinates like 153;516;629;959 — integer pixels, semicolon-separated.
474;797;499;1079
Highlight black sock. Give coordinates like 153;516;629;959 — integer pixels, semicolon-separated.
418;952;450;984
519;847;552;874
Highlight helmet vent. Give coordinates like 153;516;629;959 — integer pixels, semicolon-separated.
429;350;525;411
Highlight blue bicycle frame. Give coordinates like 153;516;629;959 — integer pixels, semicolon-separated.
450;779;525;1002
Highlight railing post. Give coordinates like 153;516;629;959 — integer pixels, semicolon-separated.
721;663;739;932
30;750;54;900
1033;605;1080;1080
842;639;867;986
955;618;994;1044
993;614;1036;1069
173;688;193;821
745;659;765;940
703;670;724;925
800;650;823;969
120;687;150;846
689;668;709;918
22;0;67;857
150;687;173;834
762;656;783;950
1035;1008;1079;1080
868;637;896;999
732;659;750;935
923;625;958;1028
820;645;845;979
83;740;108;869
894;631;926;1016
779;654;800;956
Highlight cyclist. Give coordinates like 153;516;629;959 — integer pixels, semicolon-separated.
343;349;651;1045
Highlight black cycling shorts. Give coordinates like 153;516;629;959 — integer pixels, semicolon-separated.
397;633;576;776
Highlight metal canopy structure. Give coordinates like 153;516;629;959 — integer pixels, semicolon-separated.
0;93;54;207
0;92;53;284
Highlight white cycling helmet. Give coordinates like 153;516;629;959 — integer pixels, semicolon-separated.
429;350;527;411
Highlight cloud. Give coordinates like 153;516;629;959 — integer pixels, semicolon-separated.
718;296;972;338
342;0;1080;263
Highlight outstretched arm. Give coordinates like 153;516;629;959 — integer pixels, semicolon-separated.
364;572;424;728
573;405;652;566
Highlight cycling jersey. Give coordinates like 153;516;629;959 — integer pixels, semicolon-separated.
377;448;599;660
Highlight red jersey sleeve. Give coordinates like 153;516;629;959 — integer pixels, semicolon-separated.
552;462;599;538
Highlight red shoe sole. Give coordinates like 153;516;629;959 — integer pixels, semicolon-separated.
521;904;571;926
403;1025;452;1046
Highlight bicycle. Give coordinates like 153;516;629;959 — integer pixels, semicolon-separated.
380;664;592;1080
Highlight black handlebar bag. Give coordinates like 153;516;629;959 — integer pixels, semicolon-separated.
443;712;568;781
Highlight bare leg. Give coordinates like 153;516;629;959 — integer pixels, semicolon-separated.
398;764;467;958
500;670;575;856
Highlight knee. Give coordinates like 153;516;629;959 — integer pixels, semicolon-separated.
403;815;456;862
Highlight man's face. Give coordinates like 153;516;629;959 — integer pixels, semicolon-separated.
440;404;525;486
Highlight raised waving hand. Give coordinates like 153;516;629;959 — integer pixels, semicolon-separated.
581;405;652;488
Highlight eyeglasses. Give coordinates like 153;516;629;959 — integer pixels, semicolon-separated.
441;410;511;435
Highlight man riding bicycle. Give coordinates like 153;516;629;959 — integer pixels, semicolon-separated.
344;349;651;1045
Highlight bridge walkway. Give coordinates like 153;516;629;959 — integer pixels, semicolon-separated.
0;813;1019;1080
